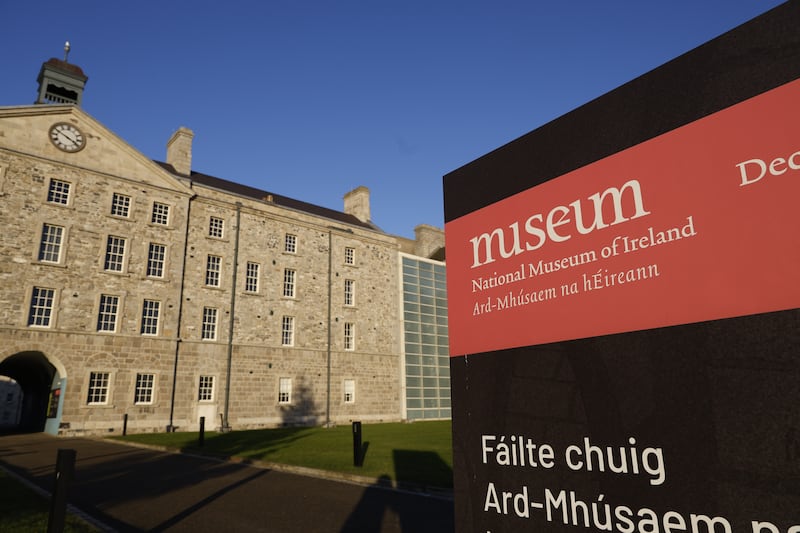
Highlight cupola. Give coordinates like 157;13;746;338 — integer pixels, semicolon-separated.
35;41;88;106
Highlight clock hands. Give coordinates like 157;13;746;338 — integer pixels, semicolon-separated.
60;128;78;144
50;123;85;152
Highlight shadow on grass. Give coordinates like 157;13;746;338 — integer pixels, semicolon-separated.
359;441;369;466
181;426;315;461
393;449;453;490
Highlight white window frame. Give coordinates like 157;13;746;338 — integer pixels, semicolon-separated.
104;235;127;272
245;262;260;293
140;299;160;335
202;307;218;340
38;223;64;263
344;379;355;404
110;192;131;218
28;287;56;327
284;233;297;254
283;268;296;298
198;375;215;402
134;373;155;405
281;316;294;346
344;279;355;306
87;371;110;405
97;294;120;332
344;322;355;351
209;216;224;238
47;178;71;205
151;202;170;225
278;377;292;404
344;246;355;265
147;243;166;278
205;255;221;287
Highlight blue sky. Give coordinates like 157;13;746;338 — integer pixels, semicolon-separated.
1;1;785;237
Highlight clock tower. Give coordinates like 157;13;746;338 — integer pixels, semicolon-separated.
35;42;88;106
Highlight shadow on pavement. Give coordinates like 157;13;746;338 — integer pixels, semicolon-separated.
339;450;454;532
1;433;455;532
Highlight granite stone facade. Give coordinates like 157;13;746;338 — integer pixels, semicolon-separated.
0;96;444;435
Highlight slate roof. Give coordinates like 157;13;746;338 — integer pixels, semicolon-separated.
41;58;88;80
155;161;379;231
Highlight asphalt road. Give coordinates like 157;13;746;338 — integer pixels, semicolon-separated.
0;433;454;532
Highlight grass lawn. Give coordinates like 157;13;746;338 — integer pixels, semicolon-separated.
115;420;453;489
0;469;97;532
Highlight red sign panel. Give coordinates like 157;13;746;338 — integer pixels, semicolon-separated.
445;78;800;356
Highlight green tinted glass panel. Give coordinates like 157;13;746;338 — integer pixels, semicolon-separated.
404;293;419;303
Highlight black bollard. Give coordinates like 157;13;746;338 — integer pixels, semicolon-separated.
352;421;362;467
199;416;205;447
48;448;76;533
123;413;128;436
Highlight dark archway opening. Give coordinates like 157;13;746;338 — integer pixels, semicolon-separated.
0;352;56;433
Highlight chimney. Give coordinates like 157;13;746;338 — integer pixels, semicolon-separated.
166;127;194;176
414;224;445;259
344;186;371;223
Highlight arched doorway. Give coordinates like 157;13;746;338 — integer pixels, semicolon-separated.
0;352;61;434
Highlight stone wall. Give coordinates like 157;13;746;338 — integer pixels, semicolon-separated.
0;108;421;435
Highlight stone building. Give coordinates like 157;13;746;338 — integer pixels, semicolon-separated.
0;53;447;436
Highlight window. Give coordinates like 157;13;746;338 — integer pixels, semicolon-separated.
151;202;170;225
198;375;215;402
47;179;71;205
202;307;218;340
209;216;224;238
344;379;355;404
140;299;160;335
97;294;120;332
104;235;127;272
344;322;355;351
344;247;355;265
402;257;451;421
245;262;260;293
344;279;355;306
38;223;64;263
278;378;292;404
28;287;55;327
87;372;110;405
110;193;131;217
281;316;294;346
205;255;221;287
147;243;166;278
284;233;297;253
283;269;296;298
134;373;155;404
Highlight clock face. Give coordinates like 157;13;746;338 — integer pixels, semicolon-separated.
49;123;86;152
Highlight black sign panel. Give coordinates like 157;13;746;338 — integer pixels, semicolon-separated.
444;3;800;532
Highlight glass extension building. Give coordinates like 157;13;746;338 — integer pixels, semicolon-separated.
400;254;450;420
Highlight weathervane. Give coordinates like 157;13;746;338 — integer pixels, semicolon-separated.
63;41;70;62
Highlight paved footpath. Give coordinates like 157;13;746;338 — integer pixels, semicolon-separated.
0;433;454;533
